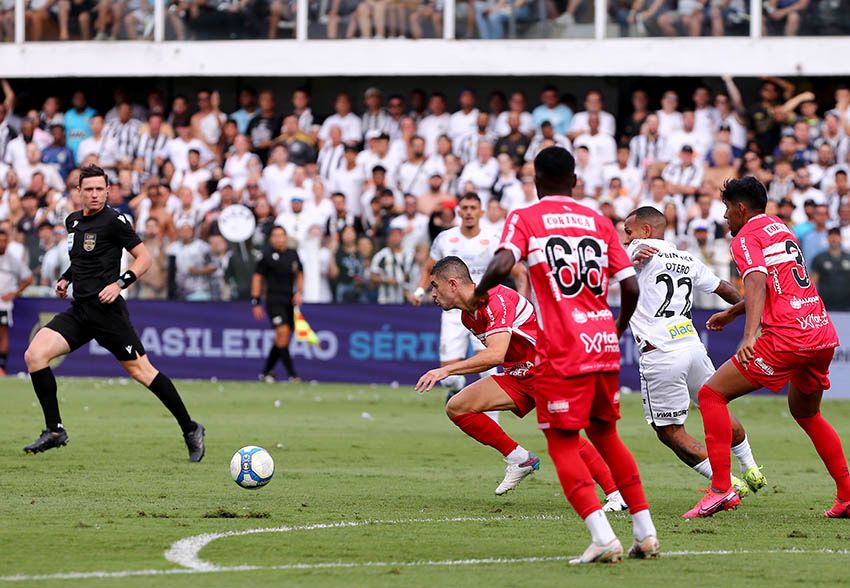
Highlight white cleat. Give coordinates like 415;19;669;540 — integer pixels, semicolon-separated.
628;535;661;559
569;539;624;565
602;490;628;512
495;452;540;496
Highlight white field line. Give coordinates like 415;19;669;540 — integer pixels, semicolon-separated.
2;513;849;583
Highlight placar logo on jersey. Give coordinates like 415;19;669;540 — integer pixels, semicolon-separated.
579;332;619;354
668;321;696;340
83;233;97;252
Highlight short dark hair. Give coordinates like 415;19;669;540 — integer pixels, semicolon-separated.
431;255;473;285
627;205;666;230
331;192;346;199
836;170;847;179
459;192;481;205
534;147;575;181
828;227;841;236
270;225;287;236
78;164;109;188
721;176;768;212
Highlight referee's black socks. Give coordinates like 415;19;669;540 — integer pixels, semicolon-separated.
147;372;195;434
30;367;63;431
262;346;281;375
279;347;297;378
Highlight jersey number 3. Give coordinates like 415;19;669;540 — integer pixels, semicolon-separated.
654;274;693;318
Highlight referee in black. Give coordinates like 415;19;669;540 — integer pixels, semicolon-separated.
23;165;205;462
252;225;303;383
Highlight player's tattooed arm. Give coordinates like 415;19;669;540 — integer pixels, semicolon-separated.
415;332;510;392
474;249;514;304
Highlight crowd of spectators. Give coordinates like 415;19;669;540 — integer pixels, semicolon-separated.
1;0;848;42
1;76;850;310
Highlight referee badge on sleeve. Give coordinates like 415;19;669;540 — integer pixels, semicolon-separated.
83;233;97;252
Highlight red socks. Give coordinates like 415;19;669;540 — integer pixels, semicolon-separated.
578;436;618;495
698;384;733;493
796;412;850;502
450;413;518;457
585;420;648;514
544;428;602;519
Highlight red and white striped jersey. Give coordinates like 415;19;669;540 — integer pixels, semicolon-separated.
461;285;538;378
730;214;839;352
498;195;635;378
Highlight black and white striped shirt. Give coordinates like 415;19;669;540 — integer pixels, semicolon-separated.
361;109;395;138
135;132;170;176
0;120;15;165
370;246;414;304
629;134;667;170
104;119;142;164
317;143;345;180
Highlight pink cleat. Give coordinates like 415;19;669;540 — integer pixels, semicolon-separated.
683;488;741;519
824;499;850;518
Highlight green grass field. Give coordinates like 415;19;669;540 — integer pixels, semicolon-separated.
1;377;849;587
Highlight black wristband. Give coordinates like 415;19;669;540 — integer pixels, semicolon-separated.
117;270;137;289
251;297;261;307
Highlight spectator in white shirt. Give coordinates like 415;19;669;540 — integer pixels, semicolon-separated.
568;90;616;140
419;92;451;155
361;87;394;138
638;176;673;212
455;112;496;165
19;144;64;192
159;121;213;175
457;140;498;207
656;90;683;138
449;89;480;143
573;113;617;167
396;135;430;197
574;145;603;197
319;92;362;146
602;145;643;200
171;149;212;198
662;145;704;202
357;131;400;187
693;85;721;146
317;125;345;181
480;197;506;237
495;91;534;137
526;120;571;162
329;144;367;217
389;116;418;163
76;114;106;164
808;143;835;189
261;143;296;208
666;110;710;161
789;168;826;224
389;193;430;254
223;134;262;191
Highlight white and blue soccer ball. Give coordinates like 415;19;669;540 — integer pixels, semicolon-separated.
230;446;275;489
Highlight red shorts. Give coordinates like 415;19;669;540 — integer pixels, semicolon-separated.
492;373;536;417
533;362;621;430
732;335;835;394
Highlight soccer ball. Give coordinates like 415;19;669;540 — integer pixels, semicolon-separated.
230;446;275;489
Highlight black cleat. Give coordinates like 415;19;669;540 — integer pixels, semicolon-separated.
184;421;205;462
24;428;69;454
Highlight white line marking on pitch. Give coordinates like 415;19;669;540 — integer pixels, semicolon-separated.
1;513;848;583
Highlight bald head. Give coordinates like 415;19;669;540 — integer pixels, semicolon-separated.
625;206;666;240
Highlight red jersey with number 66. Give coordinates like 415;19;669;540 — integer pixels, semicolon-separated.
730;214;839;351
461;285;538;378
498;195;635;378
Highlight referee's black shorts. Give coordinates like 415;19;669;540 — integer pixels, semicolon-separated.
45;297;146;362
266;300;295;329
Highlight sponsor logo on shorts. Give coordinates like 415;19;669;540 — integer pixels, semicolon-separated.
753;357;774;375
796;309;830;330
547;400;570;413
739;237;752;265
507;361;534;378
83;232;97;252
668;321;696;340
655;409;688;419
572;308;612;324
580;332;619;354
542;213;596;231
790;295;820;310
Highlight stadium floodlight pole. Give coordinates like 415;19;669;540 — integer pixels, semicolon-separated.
13;0;23;44
749;0;761;38
154;0;164;42
443;0;455;40
296;0;308;41
593;0;605;39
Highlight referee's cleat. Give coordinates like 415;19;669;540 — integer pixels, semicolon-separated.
24;427;69;454
184;421;205;463
743;465;768;493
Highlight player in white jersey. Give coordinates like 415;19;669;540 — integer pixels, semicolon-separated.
0;230;33;376
414;193;526;399
623;207;767;495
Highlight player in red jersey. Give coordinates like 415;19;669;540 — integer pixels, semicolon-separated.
684;176;850;519
415;256;626;509
473;147;659;564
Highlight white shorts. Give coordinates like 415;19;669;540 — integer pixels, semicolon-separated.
638;344;715;427
439;308;483;362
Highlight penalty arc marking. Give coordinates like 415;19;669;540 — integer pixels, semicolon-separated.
1;514;848;583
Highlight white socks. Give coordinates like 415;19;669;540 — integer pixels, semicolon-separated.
485;411;500;423
506;445;530;465
732;435;758;472
584;509;617;545
693;457;713;479
632;509;656;541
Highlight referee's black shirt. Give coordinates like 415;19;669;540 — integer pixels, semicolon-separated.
65;206;142;300
254;248;302;302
